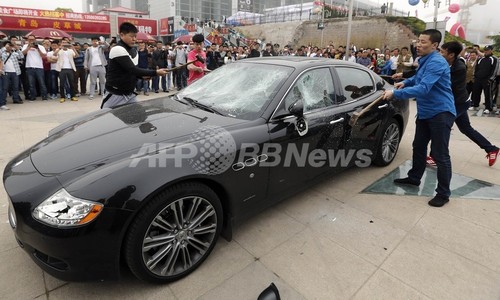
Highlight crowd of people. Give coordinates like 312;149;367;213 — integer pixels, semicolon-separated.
1;27;498;113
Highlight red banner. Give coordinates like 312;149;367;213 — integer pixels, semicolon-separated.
184;24;197;32
0;15;110;34
117;17;157;36
0;6;109;21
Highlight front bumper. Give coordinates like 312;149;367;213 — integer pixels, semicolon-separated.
4;152;132;282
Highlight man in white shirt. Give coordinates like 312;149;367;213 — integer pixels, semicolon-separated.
389;48;399;75
21;34;48;100
46;41;60;99
55;41;78;103
84;37;108;99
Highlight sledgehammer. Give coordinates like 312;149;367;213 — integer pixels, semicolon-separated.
348;94;385;126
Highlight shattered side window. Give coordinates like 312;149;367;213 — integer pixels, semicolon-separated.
284;68;336;113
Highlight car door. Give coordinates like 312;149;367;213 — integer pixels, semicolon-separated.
332;66;387;156
266;67;352;199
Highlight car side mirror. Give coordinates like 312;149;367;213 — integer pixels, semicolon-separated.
288;99;304;117
258;283;281;300
376;80;385;91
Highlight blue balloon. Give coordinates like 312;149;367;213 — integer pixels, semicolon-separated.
409;0;420;5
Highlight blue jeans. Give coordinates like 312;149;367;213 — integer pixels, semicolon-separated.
409;112;455;197
136;78;149;93
2;72;21;103
455;101;498;153
49;70;59;96
26;68;47;99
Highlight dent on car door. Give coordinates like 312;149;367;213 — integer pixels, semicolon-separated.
266;67;350;198
334;67;387;154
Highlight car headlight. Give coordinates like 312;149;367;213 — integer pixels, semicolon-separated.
33;189;103;227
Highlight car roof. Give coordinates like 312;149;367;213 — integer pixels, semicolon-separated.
241;56;357;68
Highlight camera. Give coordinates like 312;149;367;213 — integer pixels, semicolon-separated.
31;41;38;47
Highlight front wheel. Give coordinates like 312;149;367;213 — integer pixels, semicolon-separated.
125;182;223;283
372;119;401;166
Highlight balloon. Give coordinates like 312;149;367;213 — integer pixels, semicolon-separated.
449;3;460;13
409;0;420;6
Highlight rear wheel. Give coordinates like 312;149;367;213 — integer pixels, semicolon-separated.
373;119;401;166
125;182;222;283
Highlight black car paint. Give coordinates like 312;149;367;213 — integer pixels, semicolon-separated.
3;58;409;281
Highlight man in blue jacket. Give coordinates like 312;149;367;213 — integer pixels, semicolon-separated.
383;29;456;207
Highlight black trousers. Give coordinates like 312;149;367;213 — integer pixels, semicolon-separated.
471;79;492;109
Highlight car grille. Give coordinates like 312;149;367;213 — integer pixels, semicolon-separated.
33;250;69;271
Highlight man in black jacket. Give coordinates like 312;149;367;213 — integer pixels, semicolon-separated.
433;41;499;166
206;44;222;70
102;22;169;109
152;41;168;93
471;45;497;113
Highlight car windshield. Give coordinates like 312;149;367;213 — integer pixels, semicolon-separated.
177;62;294;120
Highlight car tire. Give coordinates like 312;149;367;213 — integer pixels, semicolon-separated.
372;119;401;166
124;182;223;283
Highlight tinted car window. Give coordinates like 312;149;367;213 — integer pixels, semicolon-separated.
336;67;375;102
284;68;336;113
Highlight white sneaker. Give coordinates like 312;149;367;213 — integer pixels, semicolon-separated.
0;105;10;110
89;95;94;100
484;109;490;114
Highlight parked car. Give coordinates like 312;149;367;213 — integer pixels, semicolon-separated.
3;57;408;283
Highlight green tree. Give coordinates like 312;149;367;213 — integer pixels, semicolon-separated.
487;33;500;50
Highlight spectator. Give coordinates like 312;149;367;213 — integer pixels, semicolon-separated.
84;37;108;100
389;48;399;75
152;41;168;93
262;43;277;56
173;41;188;90
380;54;393;75
206;44;222;69
465;50;478;97
471;45;497;113
397;46;414;73
54;41;78;103
356;50;371;67
42;39;51;99
21;34;48;101
135;42;150;96
1;41;24;106
46;41;60;99
73;42;86;97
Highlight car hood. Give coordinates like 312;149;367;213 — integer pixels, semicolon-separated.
30;98;246;176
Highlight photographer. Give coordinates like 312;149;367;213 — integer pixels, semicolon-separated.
54;41;78;103
21;34;48;100
1;41;24;107
173;41;188;90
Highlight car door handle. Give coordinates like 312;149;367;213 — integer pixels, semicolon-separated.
330;117;344;124
378;104;388;109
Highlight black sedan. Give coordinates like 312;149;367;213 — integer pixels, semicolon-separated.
3;57;408;283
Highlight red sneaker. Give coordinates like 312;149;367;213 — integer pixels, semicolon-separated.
426;156;436;167
486;149;499;167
